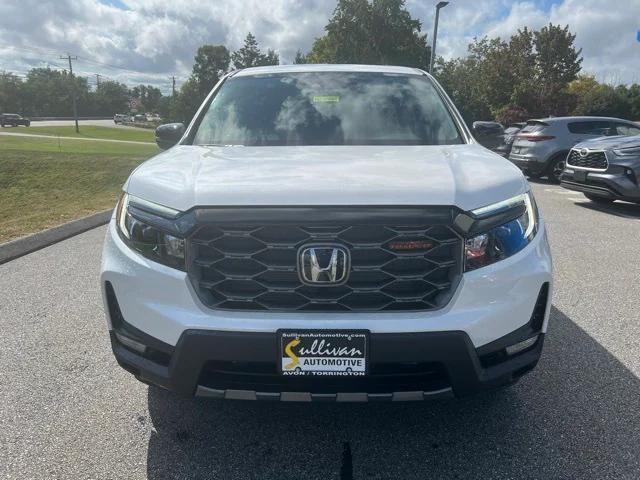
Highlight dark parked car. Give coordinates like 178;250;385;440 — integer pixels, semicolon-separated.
509;116;640;183
494;123;525;157
561;135;640;204
472;121;504;151
1;113;30;127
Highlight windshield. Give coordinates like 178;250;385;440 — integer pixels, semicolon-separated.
192;72;463;146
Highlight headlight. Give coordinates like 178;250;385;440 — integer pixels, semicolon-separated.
464;191;538;272
613;146;640;156
115;193;186;270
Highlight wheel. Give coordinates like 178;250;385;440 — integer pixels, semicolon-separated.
584;193;614;205
547;154;567;183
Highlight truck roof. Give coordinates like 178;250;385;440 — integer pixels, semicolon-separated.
233;64;425;77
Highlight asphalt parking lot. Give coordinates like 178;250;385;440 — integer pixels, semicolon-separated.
1;181;640;479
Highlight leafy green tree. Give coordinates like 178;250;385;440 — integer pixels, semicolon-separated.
93;80;130;115
261;49;280;66
171;77;202;123
0;72;24;113
533;23;582;115
435;56;491;125
568;75;631;117
20;68;90;117
231;33;279;69
130;84;163;112
435;24;583;122
293;50;308;64
624;84;640;120
306;0;430;68
192;45;231;96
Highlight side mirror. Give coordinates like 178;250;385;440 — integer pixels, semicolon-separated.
155;123;185;150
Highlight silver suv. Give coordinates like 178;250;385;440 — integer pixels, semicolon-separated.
509;116;640;182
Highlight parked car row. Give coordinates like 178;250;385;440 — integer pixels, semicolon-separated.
508;116;640;183
1;113;30;127
472;115;640;206
114;113;163;124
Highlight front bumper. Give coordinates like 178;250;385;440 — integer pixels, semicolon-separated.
561;168;640;203
101;215;553;400
108;312;547;401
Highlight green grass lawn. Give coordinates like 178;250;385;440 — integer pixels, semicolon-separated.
0;135;159;243
15;125;156;143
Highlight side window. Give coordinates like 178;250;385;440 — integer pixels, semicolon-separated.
568;121;612;136
615;123;640;136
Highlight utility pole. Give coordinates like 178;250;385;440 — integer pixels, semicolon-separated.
95;73;102;88
171;76;176;97
429;2;449;74
60;54;79;133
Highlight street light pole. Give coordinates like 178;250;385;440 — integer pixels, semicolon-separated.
429;1;449;74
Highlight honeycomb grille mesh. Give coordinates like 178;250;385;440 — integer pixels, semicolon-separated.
187;224;462;312
567;149;608;170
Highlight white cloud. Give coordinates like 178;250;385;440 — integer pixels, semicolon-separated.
0;0;638;93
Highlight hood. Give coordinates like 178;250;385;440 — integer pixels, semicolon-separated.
576;135;640;151
125;144;527;212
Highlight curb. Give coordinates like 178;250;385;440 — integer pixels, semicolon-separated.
0;210;112;265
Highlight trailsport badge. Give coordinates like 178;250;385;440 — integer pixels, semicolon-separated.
279;331;368;376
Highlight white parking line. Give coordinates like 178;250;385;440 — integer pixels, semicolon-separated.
545;188;581;195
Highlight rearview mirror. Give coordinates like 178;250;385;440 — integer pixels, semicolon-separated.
155;123;185;150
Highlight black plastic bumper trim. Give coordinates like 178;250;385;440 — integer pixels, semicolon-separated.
110;327;545;399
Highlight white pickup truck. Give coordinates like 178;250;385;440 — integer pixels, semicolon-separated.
101;64;552;402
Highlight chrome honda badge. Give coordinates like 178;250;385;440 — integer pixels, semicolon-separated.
298;245;350;285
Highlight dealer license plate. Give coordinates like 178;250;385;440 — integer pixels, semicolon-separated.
278;330;368;376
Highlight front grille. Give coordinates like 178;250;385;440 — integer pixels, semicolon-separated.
187;219;462;312
567;149;608;170
198;360;450;393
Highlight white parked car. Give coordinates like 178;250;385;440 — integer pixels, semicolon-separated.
101;64;552;402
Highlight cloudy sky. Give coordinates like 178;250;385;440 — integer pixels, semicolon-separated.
1;0;639;93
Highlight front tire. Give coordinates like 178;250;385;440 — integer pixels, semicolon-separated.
584;193;614;205
547;154;567;183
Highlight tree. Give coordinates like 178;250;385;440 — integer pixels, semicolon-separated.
494;105;530;126
435;24;583;122
171;77;202;123
231;33;279;69
293;50;308;64
435;56;491;125
94;80;129;115
192;45;231;96
568;75;631;118
129;84;163;112
20;68;90;117
533;24;582;115
306;0;429;69
0;72;24;113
